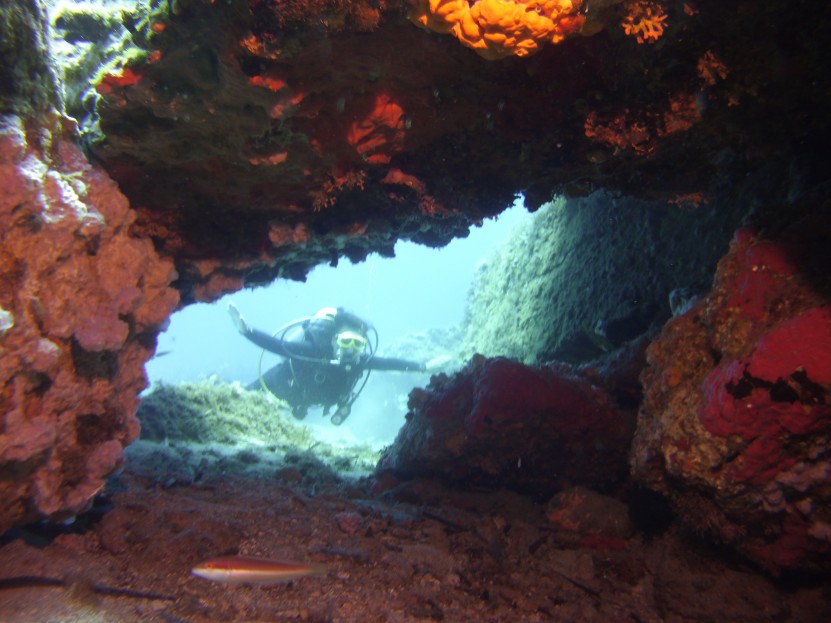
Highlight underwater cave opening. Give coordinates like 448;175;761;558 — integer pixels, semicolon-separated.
142;198;533;458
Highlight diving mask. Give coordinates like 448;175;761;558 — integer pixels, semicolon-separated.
334;330;367;362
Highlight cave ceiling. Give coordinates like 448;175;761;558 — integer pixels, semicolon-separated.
47;0;831;303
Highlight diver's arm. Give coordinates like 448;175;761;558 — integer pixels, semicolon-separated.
365;355;426;372
242;327;290;356
228;303;320;358
243;327;327;359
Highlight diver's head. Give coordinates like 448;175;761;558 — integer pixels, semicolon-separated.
333;329;367;364
313;307;338;322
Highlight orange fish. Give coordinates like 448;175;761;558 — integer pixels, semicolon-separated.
192;555;327;585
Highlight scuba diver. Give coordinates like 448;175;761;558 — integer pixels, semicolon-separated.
228;303;446;425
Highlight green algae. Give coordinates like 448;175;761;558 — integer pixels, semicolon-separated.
137;379;312;445
133;380;380;481
1;1;61;116
459;191;748;365
47;0;169;125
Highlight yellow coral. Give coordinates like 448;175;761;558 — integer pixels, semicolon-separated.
409;0;586;60
621;1;668;44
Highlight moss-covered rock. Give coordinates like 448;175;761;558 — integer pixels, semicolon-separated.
48;0;162;127
137;379;313;445
134;380;381;480
1;1;61;116
459;191;747;365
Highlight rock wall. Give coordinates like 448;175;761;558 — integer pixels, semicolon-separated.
459;191;747;365
0;115;179;534
0;0;60;117
47;0;831;303
631;215;831;574
379;355;634;496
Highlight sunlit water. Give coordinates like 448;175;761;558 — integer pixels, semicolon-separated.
145;198;532;448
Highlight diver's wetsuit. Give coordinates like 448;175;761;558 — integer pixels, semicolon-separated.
240;313;424;419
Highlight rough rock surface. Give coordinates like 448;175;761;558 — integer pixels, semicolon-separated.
3;464;828;622
50;0;831;302
459;191;747;365
0;0;61;117
546;485;635;544
0;115;178;535
379;355;635;496
631;218;831;573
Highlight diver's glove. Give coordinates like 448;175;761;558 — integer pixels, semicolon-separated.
424;354;452;372
227;302;249;334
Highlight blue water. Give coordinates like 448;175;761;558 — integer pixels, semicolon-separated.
145;198;531;446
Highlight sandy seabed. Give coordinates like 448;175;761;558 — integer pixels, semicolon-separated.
2;445;830;623
2;382;830;622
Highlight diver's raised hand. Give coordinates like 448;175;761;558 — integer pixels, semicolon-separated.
228;302;249;334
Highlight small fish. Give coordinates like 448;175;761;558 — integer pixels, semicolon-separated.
191;555;327;585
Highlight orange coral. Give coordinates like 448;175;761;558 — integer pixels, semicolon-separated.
268;222;311;247
621;0;667;44
240;33;282;60
585;91;701;156
248;152;288;166
349;3;382;31
248;72;307;119
420;195;453;218
311;170;367;211
96;67;142;94
667;192;708;209
381;168;428;195
697;50;729;86
408;0;586;60
584;110;655;155
248;75;288;93
347;94;408;163
659;92;701;136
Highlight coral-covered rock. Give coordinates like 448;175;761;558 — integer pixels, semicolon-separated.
0;115;179;534
379;356;634;495
46;0;831;304
409;0;586;60
631;222;831;574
